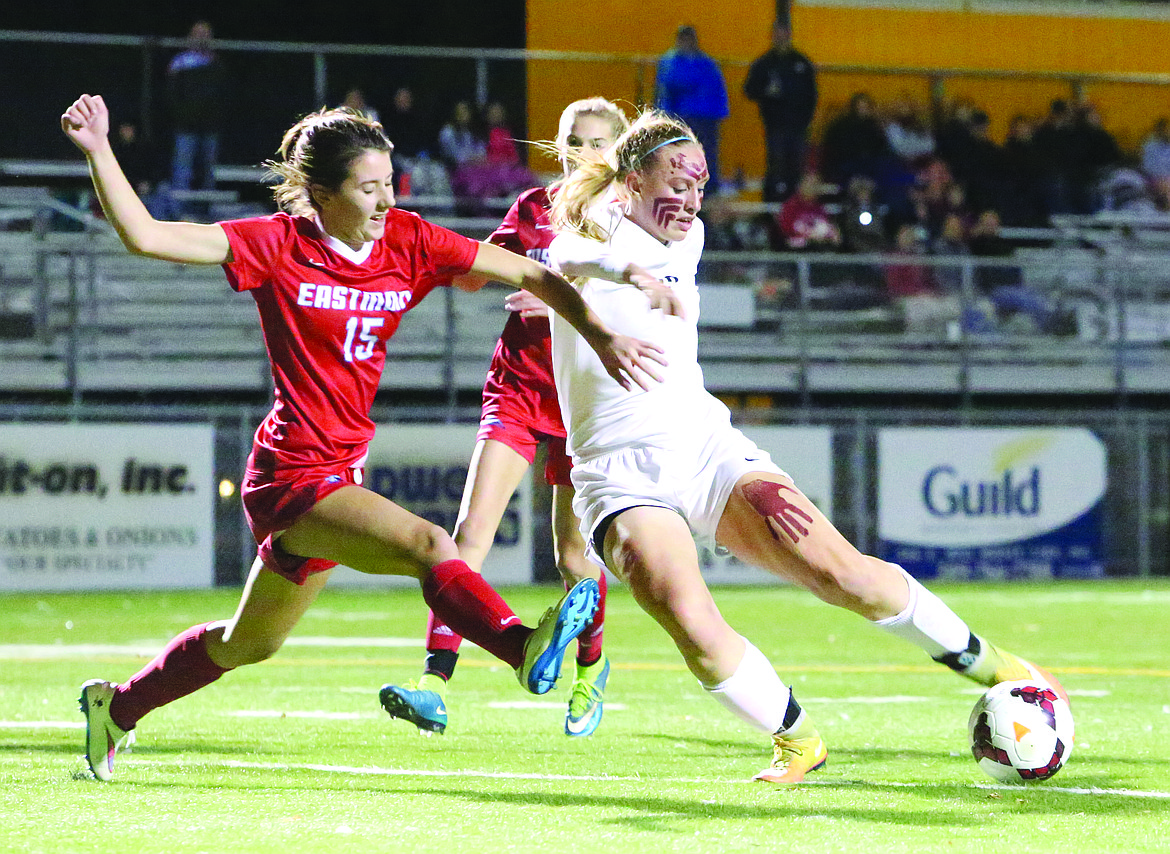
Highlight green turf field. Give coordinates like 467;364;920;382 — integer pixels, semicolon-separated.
1;580;1167;853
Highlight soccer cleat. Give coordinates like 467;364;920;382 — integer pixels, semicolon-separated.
976;641;1071;708
753;722;828;784
565;653;609;737
379;680;448;734
516;577;599;695
78;679;131;782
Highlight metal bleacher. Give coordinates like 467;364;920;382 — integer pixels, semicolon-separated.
5;184;1170;400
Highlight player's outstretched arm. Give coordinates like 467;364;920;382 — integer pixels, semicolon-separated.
460;241;667;391
61;94;230;265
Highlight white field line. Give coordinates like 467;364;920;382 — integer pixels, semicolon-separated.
64;757;1168;799
0;740;1164;799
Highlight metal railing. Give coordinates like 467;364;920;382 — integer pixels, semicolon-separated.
5;210;1170;407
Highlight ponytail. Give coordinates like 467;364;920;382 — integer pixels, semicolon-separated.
547;108;698;241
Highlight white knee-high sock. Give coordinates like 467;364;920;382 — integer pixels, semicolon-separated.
701;638;791;733
874;564;972;658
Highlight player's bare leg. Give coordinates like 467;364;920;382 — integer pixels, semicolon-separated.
719;472;1068;703
602;506;820;780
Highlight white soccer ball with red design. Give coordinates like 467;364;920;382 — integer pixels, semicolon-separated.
968;679;1074;783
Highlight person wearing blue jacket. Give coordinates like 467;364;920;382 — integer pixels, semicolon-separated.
655;25;730;194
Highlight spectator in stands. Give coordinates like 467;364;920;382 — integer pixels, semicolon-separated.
1032;98;1083;217
110;120;174;221
165;20;226;221
438;99;489;210
1073;102;1124;211
962;110;1011;216
438;99;486;173
934;96;979;181
930;211;969;294
885;223;932;297
341;87;379;123
775;171;841;251
838;174;892;302
884;93;936;167
743;21;818;203
774;172;885;307
384;86;449;201
1140;117;1170;209
1096;164;1162;215
1002;114;1047;227
840;175;889;254
908;156;970;240
967;209;1062;333
884;220;985;336
819;92;893;192
447;101;537;210
482;101;536;187
655;25;730;195
386;86;430;161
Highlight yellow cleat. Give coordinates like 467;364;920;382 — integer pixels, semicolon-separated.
752;723;828;784
981;642;1071;708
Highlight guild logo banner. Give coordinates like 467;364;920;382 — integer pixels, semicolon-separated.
877;428;1106;580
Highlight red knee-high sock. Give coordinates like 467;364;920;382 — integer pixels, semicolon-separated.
421;559;528;669
424;611;465;655
109;622;230;731
575;571;606;666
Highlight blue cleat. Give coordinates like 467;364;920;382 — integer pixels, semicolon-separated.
565;653;609;737
516;578;599;695
379;681;448;734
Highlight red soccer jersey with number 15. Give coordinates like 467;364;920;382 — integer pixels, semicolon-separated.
221;210;479;469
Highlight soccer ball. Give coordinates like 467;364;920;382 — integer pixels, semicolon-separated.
968;679;1074;783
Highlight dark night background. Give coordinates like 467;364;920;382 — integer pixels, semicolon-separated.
1;2;529;168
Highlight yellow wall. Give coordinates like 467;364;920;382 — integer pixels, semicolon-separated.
527;2;1170;182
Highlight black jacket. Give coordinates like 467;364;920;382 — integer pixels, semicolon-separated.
743;48;818;132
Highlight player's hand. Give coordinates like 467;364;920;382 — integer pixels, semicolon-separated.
626;265;685;318
61;94;110;155
503;289;550;319
593;332;668;392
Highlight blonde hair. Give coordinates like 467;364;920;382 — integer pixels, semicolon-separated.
265;106;393;217
549;109;698;241
555;97;630;153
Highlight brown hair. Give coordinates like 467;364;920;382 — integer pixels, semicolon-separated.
548;109;697;241
265;106;393;217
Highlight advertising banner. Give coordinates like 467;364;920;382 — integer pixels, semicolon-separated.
328;424;532;587
877;427;1106;580
699;425;833;585
0;424;214;591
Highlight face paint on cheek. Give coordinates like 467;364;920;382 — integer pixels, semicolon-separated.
652;196;683;228
742;479;815;544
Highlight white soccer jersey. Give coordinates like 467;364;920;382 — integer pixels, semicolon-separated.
548;204;731;462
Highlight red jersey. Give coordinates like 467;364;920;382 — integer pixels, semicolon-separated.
482;186;564;438
222;210;479;469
